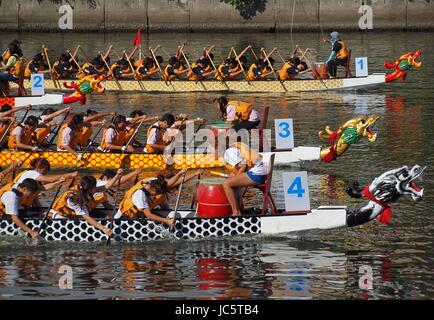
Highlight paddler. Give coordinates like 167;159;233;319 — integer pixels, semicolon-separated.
93;169;141;210
24;52;50;78
115;175;174;226
80;109;116;149
126;111;158;146
110;58;135;79
162;56;189;81
222;142;268;216
52;46;80;79
77;46;112;78
187;58;216;81
7;115;41;151
99;114;137;153
214;96;261;131
0;178;41;239
144;113;205;154
35;106;71;146
134;56;163;80
5;157;77;208
278;56;310;80
49;170;124;238
246;58;272;81
323;31;349;78
0;41;24;82
56;113;85;156
0;104;32;147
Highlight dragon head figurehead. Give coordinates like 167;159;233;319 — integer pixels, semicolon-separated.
346;165;425;226
384;50;422;83
62;74;106;105
319;114;379;163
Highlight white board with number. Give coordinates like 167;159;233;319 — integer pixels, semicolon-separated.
31;74;45;96
274;118;294;150
355;57;368;77
282;171;310;212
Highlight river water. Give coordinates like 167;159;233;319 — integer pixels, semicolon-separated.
0;32;433;300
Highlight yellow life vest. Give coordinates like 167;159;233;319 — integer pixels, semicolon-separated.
7;170;40;207
278;62;293;81
79;125;92;147
57;124;80;150
162;64;176;81
52;186;95;218
100;126;127;151
336;40;349;59
187;63;203;81
247;63;261;81
7;123;36;149
227;100;253;122
215;64;230;81
35;125;51;144
8;55;25;78
119;179;165;219
145;124;167;153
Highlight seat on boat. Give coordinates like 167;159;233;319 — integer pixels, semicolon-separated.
344;49;353;78
251;153;277;215
252;106;269;152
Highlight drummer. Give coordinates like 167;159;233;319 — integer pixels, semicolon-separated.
222;142;268;216
214;96;261;131
323;31;349;78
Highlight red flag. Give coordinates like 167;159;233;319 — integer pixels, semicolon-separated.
133;28;141;46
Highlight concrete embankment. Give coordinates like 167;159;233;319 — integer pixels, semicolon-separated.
0;0;433;32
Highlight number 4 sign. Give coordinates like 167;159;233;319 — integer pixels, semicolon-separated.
31;74;45;96
282;171;310;212
355;57;368;77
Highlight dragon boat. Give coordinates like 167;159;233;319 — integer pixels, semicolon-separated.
0;165;425;242
9;74;387;94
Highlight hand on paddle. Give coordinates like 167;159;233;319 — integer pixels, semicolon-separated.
121;145;135;153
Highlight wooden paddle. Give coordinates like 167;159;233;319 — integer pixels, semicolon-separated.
205;48;229;90
122;49;145;90
231;48;251;84
99;51;122;90
149;46;169;86
260;47;287;92
106;177;121;245
42;45;59;89
170;172;185;232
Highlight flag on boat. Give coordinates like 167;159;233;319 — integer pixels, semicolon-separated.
134;28;141;46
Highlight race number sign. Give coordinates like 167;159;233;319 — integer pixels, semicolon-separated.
274;119;294;150
31;74;45;96
355;57;368;77
282;171;310;212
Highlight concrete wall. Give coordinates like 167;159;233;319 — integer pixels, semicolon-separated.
0;0;432;32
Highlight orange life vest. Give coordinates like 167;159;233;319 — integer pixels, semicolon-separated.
7;123;36;149
6;170;40;207
56;124;80;150
52;186;95;218
247;63;261;81
336;40;349;59
145;123;167;153
278;62;293;81
79;125;92;147
35;124;51;144
227;100;254;122
187;63;204;81
100;126;127;151
118;179;165;219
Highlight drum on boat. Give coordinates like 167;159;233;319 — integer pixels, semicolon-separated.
313;63;329;80
195;178;232;218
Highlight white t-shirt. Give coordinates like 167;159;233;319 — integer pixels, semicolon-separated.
225;104;237;122
12;170;41;189
65;197;89;216
11;126;24;138
248;109;260;122
146;122;163;145
104;127;116;144
115;189;149;218
58;126;73;150
223;147;268;175
0;191;19;216
94;180;110;204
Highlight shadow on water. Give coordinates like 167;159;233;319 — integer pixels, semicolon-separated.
221;0;267;20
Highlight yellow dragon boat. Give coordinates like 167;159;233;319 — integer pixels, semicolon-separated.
11;74;386;93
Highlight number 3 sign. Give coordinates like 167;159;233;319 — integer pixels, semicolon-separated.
274;119;294;150
282;171;310;212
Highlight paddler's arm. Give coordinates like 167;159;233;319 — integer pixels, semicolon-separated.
85;112;115;123
0;105;31;119
129;115;158;125
97;169;123;192
40;107;71;123
37;171;78;184
172;118;206;129
0;161;21;180
202;69;216;77
11;216;38;238
140;208;174;226
14;134;37;151
119;169;141;185
104;142;134;152
173;68;189;76
82;214;112;236
39;177;66;191
236;45;252;59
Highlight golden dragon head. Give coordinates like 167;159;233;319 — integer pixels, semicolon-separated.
400;50;422;68
76;74;106;95
342;114;380;143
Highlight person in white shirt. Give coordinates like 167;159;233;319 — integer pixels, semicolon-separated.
214;96;261;131
222;142;269;216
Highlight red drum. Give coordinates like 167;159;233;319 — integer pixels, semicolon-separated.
313;63;329;80
195;178;232;217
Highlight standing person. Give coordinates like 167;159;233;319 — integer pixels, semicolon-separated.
0;178;41;239
222;142;268;216
214;96;261;131
324;31;349;78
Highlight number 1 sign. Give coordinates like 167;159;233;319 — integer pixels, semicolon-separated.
31;74;45;96
355;57;368;77
282;171;310;212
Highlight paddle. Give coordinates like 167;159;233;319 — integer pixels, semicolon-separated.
149;46;168;86
99;51;122;90
42;45;59;89
36;176;76;242
260;47;287;92
205;49;229;90
106;176;121;245
122;49;145;90
231;48;251;85
170;172;185;232
210;171;229;178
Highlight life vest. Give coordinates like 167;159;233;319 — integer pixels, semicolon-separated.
7;123;36;149
57;123;80;150
8;54;25;78
118;179;165;219
336;40;349;59
52;61;73;79
8;171;40;207
2;50;10;62
135;63;158;80
79;125;92;147
110;63;130;79
278;62;293;81
162;64;176;81
215;64;230;81
125;127;136;143
187;63;204;81
247;63;261;81
35;124;51;144
0;187;22;219
52;186;95;218
227;100;253;122
76;63;90;78
100;126;127;151
145;124;168;153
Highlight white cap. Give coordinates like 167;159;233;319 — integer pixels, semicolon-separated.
224;147;242;168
